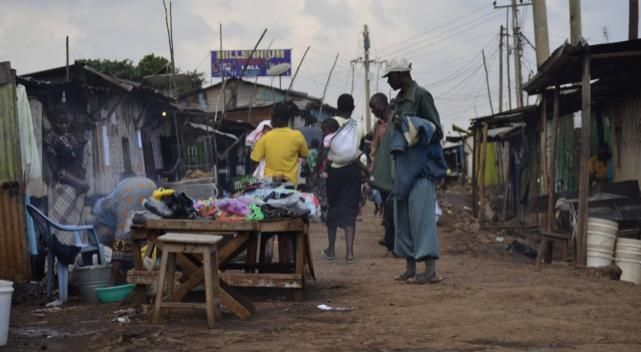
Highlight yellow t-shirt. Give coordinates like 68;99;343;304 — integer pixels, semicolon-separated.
250;127;309;184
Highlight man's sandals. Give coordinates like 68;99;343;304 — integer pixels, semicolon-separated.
406;272;444;285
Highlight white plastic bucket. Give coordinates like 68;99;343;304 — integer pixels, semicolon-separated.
587;248;614;268
588;217;619;232
614;238;641;284
615;258;641;284
0;280;14;346
616;238;641;251
615;249;641;261
587;218;618;254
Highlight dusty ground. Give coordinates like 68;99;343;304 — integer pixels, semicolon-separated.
8;186;641;351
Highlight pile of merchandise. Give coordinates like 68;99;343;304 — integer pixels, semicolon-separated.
139;181;320;223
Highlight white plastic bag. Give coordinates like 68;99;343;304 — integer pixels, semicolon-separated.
328;119;359;164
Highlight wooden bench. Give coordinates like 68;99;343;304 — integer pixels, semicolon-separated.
152;233;223;328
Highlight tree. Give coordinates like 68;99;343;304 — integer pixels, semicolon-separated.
78;54;204;93
137;54;170;78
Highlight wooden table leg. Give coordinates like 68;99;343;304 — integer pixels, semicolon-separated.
202;247;217;328
166;253;176;303
131;236;144;271
246;233;258;273
536;238;551;268
219;281;255;320
303;230;316;281
294;232;305;301
152;249;170;323
130;232;149;304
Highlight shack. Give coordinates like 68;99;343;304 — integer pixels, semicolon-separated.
18;62;178;194
521;38;641;265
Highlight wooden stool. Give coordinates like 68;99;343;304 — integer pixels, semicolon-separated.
152;233;223;328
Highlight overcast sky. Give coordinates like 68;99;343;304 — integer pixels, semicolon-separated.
1;0;635;135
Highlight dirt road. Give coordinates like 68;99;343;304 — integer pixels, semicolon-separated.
9;189;641;351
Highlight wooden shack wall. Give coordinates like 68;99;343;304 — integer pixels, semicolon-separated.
90;96;147;194
609;88;641;185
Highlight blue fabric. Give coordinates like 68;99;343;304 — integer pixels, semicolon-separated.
92;177;156;262
389;116;447;199
25;195;38;255
393;178;439;260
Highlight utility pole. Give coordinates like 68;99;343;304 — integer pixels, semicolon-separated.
350;61;355;95
482;50;494;115
499;26;504;113
506;10;512;110
363;25;373;132
532;0;550;66
511;0;524;108
495;1;530;108
348;24;378;132
631;0;639;40
570;0;582;45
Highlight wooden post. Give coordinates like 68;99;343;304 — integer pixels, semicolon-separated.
577;54;591;266
532;0;551;66
286;46;311;97
540;98;548;229
65;36;70;82
547;84;560;232
472;129;479;218
505;10;513;110
482;50;495;115
631;0;639;40
570;0;582;45
479;123;489;223
499;26;504;113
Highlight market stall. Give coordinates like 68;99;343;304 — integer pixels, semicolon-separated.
126;181;318;320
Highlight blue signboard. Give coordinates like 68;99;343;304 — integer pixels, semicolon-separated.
210;49;292;78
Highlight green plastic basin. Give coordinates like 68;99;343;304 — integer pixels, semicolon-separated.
95;284;136;303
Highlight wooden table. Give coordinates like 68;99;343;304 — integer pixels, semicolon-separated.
129;217;315;320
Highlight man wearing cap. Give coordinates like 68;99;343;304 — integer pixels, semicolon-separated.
383;58;445;284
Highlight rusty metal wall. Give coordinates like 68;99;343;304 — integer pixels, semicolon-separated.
0;61;30;282
609;88;641;186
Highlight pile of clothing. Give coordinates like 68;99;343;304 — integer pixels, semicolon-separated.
141;188;197;220
142;182;320;223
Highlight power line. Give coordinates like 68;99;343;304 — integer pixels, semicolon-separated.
388;11;503;59
378;3;491;53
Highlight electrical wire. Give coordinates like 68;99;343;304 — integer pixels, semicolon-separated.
378;3;491;54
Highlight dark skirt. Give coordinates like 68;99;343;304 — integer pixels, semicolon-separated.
326;164;362;228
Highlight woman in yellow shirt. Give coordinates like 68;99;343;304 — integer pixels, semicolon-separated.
250;103;308;185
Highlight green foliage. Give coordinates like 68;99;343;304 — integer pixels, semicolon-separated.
78;58;138;80
137;54;170;78
78;54;204;93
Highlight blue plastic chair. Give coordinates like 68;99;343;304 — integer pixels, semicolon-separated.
26;204;106;302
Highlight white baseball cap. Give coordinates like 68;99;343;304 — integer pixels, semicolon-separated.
382;57;412;77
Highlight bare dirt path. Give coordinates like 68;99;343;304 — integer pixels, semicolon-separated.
9;188;641;351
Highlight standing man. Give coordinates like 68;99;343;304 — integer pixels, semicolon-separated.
383;58;445;284
369;93;396;256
